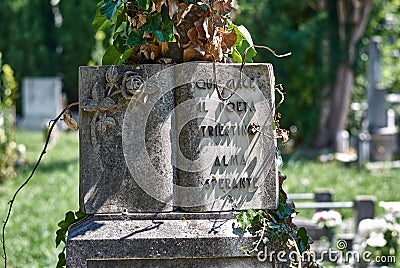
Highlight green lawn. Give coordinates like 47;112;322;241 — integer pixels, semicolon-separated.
0;130;79;268
281;153;400;219
0;130;399;267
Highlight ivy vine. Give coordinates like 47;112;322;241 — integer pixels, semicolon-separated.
55;209;87;268
236;173;320;267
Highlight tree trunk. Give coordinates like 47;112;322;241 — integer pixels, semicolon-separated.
315;0;372;148
316;63;354;148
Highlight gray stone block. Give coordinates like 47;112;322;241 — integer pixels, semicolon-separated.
79;65;175;213
66;213;285;268
79;63;278;213
173;63;278;211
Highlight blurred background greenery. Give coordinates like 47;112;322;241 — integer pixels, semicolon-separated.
0;0;400;266
0;131;79;267
0;0;398;147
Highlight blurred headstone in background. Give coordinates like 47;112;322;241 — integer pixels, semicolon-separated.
363;37;398;162
19;77;63;130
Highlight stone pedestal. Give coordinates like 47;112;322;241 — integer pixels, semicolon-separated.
370;129;398;161
68;63;279;267
67;213;285;268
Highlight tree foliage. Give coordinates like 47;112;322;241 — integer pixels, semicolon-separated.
0;0;98;105
0;0;59;80
57;0;98;103
235;0;327;145
0;0;398;145
235;0;398;147
0;52;18;181
363;0;400;93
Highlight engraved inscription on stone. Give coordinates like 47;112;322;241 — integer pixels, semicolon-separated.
174;63;278;211
79;63;278;214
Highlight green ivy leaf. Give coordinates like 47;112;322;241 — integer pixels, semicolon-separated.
93;1;112;33
142;13;162;34
100;0;122;21
114;32;129;51
56;251;66;268
64;211;76;226
296;227;309;252
231;48;243;63
275;202;293;219
55;210;87;267
230;24;257;63
250;210;265;229
138;0;151;10
234;25;253;46
115;6;127;33
75;209;86;220
120;48;134;63
57;211;75;229
55;229;66;247
236;211;250;231
127;29;146;47
103;46;134;65
103;46;122;65
57;219;67;229
154;18;176;42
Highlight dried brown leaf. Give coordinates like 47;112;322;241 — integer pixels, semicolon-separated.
213;0;234;16
158;57;173;64
155;0;166;12
175;32;181;47
63;112;79;130
183;47;202;62
150;1;157;12
159;42;169;56
176;3;193;25
183;40;192;49
187;27;200;45
129;17;137;27
221;30;237;52
140;43;160;60
204;52;214;61
143;32;152;39
276;128;290;143
205;34;223;61
194;18;207;41
137;13;147;28
167;0;179;19
202;17;212;39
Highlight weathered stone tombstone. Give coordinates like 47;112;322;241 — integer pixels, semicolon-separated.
335;130;350;154
20;77;63;130
365;38;398;161
67;62;279;267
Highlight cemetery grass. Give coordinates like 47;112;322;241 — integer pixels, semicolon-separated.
281;154;400;219
0;131;398;266
0;130;79;268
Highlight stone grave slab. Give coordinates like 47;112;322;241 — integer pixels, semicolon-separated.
20;77;63;130
79;63;278;213
173;63;277;211
69;62;280;267
79;65;175;213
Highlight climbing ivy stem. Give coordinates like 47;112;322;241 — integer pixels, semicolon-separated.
1;102;79;268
